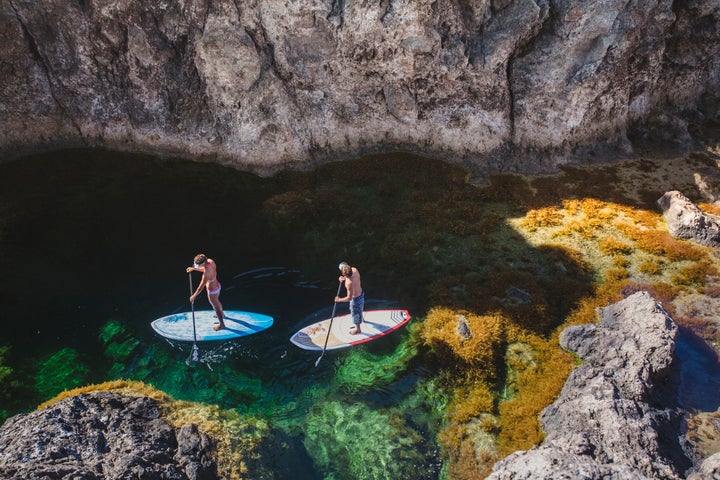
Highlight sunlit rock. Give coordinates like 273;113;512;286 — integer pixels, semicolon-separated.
488;291;693;479
658;190;720;247
1;1;718;176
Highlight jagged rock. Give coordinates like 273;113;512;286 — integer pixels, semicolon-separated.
457;314;472;340
0;392;218;480
688;452;720;480
658;190;720;247
1;1;718;177
487;291;693;480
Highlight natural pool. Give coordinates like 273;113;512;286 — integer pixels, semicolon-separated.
2;148;720;479
0;149;462;479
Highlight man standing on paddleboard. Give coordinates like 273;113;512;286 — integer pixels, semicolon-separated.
186;254;226;331
335;262;364;335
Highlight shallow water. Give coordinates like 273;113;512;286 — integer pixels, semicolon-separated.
0;149;443;478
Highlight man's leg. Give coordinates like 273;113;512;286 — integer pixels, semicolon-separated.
210;294;226;330
349;298;361;334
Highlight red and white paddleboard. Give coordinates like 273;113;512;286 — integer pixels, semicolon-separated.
290;309;411;351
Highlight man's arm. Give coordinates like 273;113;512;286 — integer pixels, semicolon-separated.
335;278;351;302
190;270;207;301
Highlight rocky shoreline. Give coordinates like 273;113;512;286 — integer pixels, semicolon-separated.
488;291;719;480
0;393;218;480
1;291;718;479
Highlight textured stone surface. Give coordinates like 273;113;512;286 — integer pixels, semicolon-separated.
1;0;719;177
694;166;720;204
0;392;218;480
688;452;720;480
658;190;720;247
487;292;697;480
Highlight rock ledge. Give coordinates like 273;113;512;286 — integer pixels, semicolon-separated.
488;291;718;480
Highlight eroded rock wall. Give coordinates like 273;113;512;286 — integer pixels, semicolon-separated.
1;0;718;176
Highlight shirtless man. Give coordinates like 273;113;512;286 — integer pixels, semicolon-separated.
335;262;364;335
186;253;226;331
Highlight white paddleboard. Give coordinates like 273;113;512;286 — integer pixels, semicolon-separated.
151;310;273;342
290;309;411;351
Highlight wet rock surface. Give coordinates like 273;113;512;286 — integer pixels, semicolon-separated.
0;392;218;480
488;291;715;480
1;1;719;176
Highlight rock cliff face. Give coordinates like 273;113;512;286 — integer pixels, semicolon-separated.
1;0;719;176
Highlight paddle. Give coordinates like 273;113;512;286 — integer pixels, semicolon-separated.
315;280;344;368
186;272;199;365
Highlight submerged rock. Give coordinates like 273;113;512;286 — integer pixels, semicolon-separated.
658;190;720;247
0;392;218;480
488;291;707;480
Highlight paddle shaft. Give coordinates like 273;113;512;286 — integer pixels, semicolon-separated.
188;272;198;363
315;280;344;367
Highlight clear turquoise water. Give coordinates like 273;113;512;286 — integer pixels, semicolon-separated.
0;149;443;478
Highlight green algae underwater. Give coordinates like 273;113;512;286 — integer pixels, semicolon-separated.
1;148;720;479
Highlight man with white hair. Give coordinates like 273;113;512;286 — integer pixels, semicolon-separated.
335;261;364;334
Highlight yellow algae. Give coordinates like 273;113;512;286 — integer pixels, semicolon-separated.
415;152;720;478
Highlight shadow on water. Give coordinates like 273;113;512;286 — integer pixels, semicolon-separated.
676;327;720;412
2;148;718;478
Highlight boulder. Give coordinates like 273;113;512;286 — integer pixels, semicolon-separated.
0;392;218;480
488;291;692;480
658;190;720;247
